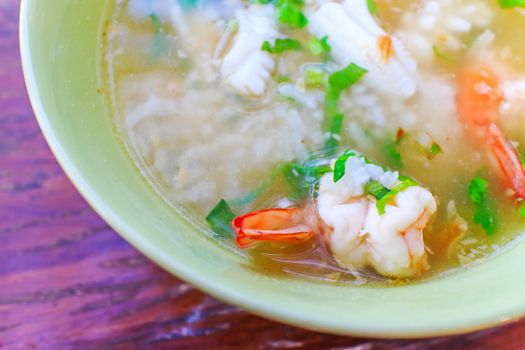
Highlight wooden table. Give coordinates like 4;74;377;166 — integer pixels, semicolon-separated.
2;0;525;348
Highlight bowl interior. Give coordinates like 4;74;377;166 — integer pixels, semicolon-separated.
20;0;525;337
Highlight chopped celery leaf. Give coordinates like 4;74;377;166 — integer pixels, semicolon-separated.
468;176;500;235
468;176;488;204
430;142;442;156
206;199;237;238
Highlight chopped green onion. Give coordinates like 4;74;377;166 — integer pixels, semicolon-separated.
276;1;308;28
328;63;368;96
376;177;418;214
304;68;326;87
206;199;237;237
367;0;378;15
262;38;303;54
282;162;332;199
385;140;403;169
323;64;367;152
518;201;525;218
498;0;525;8
235;161;332;205
333;150;357;182
468;176;500;235
429;142;442;157
277;74;292;83
365;180;390;200
308;36;331;56
324;113;345;150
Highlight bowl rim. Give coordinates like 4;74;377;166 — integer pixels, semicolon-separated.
19;0;525;339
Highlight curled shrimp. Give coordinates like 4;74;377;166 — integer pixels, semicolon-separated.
232;207;314;248
456;63;525;198
231;154;437;278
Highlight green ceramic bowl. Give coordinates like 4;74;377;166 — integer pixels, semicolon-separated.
20;0;525;338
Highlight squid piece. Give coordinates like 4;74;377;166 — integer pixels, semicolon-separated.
231;154;437;278
307;0;418;99
220;4;279;97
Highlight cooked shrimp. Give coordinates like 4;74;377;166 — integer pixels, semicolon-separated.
231;153;437;278
455;63;525;198
219;4;279;97
307;0;418;99
317;156;436;278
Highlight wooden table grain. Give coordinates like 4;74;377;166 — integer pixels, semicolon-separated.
2;0;525;349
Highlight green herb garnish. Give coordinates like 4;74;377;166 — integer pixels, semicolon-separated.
468;176;500;235
308;36;331;56
323;64;367;152
429;142;442;158
518;201;525;218
333;150;357;182
277;74;292;83
276;0;308;28
234;161;332;205
498;0;525;8
262;38;303;54
324;113;345;150
328;63;368;96
469;176;488;204
282;162;332;199
376;177;418;214
365;180;390;200
304;68;326;87
385;140;403;169
206;199;237;237
367;0;378;15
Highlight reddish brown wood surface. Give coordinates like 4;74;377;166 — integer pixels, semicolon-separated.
2;0;525;349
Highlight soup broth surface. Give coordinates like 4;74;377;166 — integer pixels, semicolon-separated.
106;0;525;284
